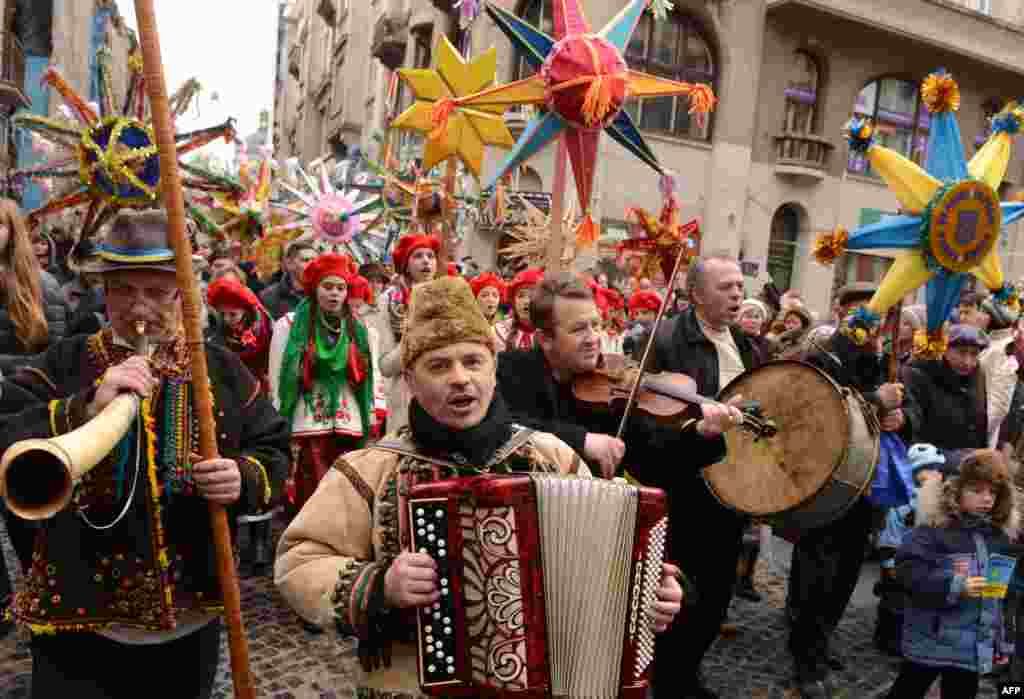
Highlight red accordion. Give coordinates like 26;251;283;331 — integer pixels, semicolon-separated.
407;474;668;698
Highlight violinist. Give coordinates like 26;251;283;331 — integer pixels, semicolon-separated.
495;270;742;485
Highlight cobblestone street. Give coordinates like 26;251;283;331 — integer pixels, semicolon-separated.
0;522;1009;698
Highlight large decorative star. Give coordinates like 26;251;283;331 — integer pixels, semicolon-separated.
15;54;235;240
391;35;514;179
622;178;700;284
453;0;715;246
813;70;1024;350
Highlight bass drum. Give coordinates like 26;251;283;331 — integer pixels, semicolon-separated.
703;361;880;532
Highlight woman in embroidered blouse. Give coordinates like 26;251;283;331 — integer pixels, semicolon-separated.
376;233;439;433
268;254;385;515
494;267;544;352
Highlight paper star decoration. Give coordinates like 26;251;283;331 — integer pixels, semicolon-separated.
452;0;715;247
15;51;235;240
499;192;578;266
391;35;514;179
812;70;1024;350
621;173;700;283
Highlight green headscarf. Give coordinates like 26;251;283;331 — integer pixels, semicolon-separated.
277;298;374;445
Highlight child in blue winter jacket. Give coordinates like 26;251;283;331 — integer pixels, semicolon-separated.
886;448;1019;698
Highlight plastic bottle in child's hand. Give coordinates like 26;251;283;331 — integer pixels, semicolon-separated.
963;576;987;598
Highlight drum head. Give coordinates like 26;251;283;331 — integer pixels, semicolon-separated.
703;361;849;517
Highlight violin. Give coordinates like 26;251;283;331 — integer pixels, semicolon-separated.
572;354;776;439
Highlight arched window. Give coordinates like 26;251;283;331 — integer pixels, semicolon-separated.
514;0;553;81
767;204;801;291
623;11;716;141
848;77;930;176
976;97;1003;151
783;51;820;135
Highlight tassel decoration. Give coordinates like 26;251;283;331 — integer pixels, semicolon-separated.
687;84;717;126
648;0;676;21
812;226;849;266
921;71;961;114
912;329;949;360
430;98;457;141
581;74;614;127
575;213;600;248
845;117;875;153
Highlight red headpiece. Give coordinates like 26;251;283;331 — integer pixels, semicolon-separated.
447;262;459;277
347;274;373;304
301;253;357;297
470;272;506;301
629;290;663;316
604;288;624;312
587;279;610;319
508;267;544;302
392;234;441;274
207;277;261;312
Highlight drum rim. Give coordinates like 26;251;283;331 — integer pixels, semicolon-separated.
702;359;857;517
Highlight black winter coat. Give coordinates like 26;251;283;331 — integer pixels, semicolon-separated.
259;275;304;320
495;346;726;487
903;358;988;452
0;270;67;374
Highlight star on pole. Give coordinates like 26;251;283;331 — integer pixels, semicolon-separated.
812;70;1024;354
391;35;515;179
451;0;716;246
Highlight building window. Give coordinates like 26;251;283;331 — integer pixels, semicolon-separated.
622;10;716;141
767;204;801;291
783;50;820;136
848;77;930;176
396;26;433;113
514;0;553;81
976;97;1003;151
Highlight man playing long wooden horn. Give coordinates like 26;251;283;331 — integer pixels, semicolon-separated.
0;209;289;699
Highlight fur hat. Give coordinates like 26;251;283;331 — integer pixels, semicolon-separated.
401;276;497;369
918;449;1019;536
96;209;177;274
783;304;814;330
835;281;878;308
740;298;768;321
392;234;440;274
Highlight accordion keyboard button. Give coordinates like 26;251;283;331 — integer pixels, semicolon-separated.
447;666;455;675
438;539;446;546
425;625;432;633
427;524;435;532
435;509;443;517
417;508;424;516
419;548;428;554
439;549;447;557
445;627;452;635
428;664;436;673
441;578;448;585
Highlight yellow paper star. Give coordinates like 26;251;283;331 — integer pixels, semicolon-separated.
391;36;514;178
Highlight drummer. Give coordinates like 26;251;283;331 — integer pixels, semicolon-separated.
787;281;909;698
496;268;749;699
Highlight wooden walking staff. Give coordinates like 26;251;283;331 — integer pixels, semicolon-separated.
887;300;904;384
132;3;255;696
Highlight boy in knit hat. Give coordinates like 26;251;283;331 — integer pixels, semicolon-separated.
874;444;954;655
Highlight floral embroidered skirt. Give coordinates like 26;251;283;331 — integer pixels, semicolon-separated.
288;433;360;514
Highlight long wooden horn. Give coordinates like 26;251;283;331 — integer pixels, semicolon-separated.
132;3;255;696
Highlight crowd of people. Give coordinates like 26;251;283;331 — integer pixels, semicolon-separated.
0;197;1020;699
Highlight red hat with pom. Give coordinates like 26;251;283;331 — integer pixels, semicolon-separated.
470;272;506;301
301;253;357;297
629;290;663;316
347;274;373;304
508;267;544;302
207;277;262;312
392;234;441;274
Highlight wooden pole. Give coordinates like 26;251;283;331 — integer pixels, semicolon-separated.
133;3;255;697
888;300;903;384
545;133;569;271
438;156;457;272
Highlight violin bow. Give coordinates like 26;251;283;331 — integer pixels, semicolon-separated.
615;225;699;441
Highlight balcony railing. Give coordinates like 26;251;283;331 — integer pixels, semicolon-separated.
371;12;408;71
0;33;29;111
774;132;833;178
288;43;302;80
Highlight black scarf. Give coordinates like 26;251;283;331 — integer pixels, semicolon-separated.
959;511;994;530
409;393;514;468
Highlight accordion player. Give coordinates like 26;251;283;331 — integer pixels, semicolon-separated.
408;474;669;698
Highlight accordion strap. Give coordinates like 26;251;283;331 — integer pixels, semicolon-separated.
372;426;536;473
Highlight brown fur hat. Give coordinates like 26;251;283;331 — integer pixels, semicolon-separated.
918;449;1019;537
401;276;496;369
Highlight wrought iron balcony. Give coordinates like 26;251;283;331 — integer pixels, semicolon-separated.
371;12;409;71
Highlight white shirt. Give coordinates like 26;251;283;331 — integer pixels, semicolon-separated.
698;316;745;392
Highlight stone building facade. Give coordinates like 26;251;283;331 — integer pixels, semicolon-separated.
0;0;133;206
275;0;1024;317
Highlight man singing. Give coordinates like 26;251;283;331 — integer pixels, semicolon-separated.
275;276;685;698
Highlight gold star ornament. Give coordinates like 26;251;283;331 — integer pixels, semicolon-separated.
391;36;514;178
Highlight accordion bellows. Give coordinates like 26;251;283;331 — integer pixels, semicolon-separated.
408;474;668;698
